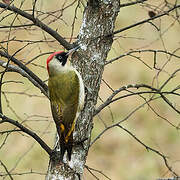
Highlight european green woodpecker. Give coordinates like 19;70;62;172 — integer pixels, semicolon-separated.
47;47;85;161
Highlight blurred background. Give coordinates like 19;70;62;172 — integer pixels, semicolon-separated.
0;0;180;179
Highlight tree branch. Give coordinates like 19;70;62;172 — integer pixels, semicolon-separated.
116;124;178;176
159;68;180;91
106;49;180;65
111;4;180;36
0;2;72;50
92;98;156;146
94;83;180;116
94;84;158;116
120;0;147;8
0;114;52;156
0;51;48;96
0;59;48;97
92;97;178;176
85;165;111;180
0;160;13;180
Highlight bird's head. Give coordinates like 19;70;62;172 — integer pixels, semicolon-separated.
47;51;68;73
46;46;80;74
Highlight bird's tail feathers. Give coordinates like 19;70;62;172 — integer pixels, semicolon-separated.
59;133;73;161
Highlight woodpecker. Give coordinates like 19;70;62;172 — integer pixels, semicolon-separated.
47;47;85;161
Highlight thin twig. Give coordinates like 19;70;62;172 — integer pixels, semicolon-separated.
94;84;158;116
0;59;48;97
0;2;72;50
0;114;52;156
116;124;178;176
85;165;111;180
112;5;180;36
32;0;37;18
92;98;157;145
106;49;180;65
159;68;180;91
0;51;48;95
0;129;22;134
120;0;147;8
0;160;13;180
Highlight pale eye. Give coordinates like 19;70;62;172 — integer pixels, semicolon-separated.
55;52;68;66
57;55;62;61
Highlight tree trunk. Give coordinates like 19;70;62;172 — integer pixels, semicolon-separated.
46;1;120;179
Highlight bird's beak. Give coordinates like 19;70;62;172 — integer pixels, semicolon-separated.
66;45;80;56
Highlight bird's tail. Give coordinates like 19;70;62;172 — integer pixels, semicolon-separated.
59;133;73;161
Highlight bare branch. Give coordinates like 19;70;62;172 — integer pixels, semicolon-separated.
160;93;180;114
0;24;34;29
108;4;180;37
92;97;178;176
106;49;180;65
85;166;99;180
120;0;148;8
143;101;179;129
0;160;13;180
0;59;48;97
92;99;155;146
0;129;22;134
0;114;52;156
94;84;158;116
0;170;46;177
95;82;180;116
2;90;45;98
0;132;9;149
0;51;48;96
85;165;111;180
159;68;180;91
25;52;53;65
116;124;178;176
32;0;38;18
0;2;72;49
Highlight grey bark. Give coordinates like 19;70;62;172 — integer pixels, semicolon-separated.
46;1;120;179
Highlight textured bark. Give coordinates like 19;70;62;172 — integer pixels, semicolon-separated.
46;1;120;179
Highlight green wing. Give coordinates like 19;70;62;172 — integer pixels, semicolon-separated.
48;70;80;143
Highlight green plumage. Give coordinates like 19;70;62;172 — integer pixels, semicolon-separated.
48;70;80;160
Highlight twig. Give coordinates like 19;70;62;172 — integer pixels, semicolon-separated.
0;170;46;177
2;90;45;98
92;98;156;145
32;0;37;18
25;52;53;65
94;84;158;116
0;160;13;180
0;114;52;156
0;129;22;134
0;59;48;97
85;165;99;180
0;3;72;50
116;124;179;176
85;165;111;180
120;0;147;8
160;93;180;114
159;68;180;91
111;5;180;36
94;82;180;116
0;51;48;95
106;49;180;65
0;23;34;29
